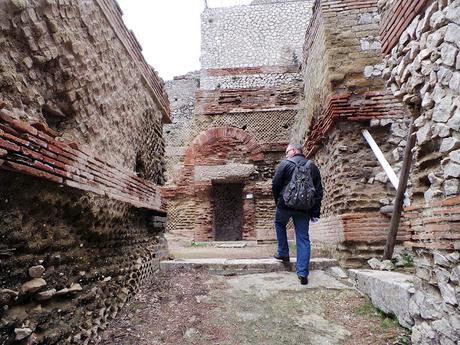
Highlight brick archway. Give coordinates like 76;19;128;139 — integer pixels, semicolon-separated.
184;126;264;165
175;126;264;241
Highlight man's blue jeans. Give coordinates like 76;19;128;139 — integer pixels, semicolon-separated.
274;207;311;278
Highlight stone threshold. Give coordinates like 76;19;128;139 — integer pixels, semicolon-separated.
348;269;415;329
160;257;339;275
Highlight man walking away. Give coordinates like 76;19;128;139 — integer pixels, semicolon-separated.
271;144;323;285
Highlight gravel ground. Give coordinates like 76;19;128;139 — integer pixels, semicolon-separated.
99;269;410;345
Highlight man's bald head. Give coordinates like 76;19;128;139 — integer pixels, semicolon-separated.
285;144;303;157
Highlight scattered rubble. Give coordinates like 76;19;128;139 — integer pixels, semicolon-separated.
20;278;47;294
14;328;33;341
28;265;45;278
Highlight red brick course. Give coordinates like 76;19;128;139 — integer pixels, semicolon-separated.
195;86;302;115
202;65;300;77
380;0;429;55
304;91;409;157
183;126;264;166
0;109;163;212
403;196;460;250
310;211;410;245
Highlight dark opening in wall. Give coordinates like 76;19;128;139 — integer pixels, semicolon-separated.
135;152;147;178
41;100;73;132
212;183;244;241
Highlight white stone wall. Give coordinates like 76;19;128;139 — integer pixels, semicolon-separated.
383;0;460;204
380;1;460;344
250;0;304;4
200;1;314;69
200;72;302;90
164;72;200;147
410;249;460;345
163;72;200;183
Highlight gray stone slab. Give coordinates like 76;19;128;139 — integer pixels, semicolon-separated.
225;271;353;299
160;258;339;275
348;269;415;329
216;243;247;248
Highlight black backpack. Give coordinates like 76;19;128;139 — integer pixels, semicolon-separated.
282;158;316;211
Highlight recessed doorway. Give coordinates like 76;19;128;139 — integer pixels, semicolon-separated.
212;183;244;241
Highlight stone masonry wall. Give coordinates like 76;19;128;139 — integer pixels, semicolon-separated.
379;0;460;343
200;1;313;70
309;120;410;266
290;0;413;266
0;172;168;344
164;72;200;148
163;126;281;242
382;0;460;204
164;72;200;184
163;1;313;243
0;0;169;183
0;0;169;343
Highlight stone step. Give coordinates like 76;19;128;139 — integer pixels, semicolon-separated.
160;257;339;275
348;269;415;329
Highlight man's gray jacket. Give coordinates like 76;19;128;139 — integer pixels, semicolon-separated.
271;153;323;218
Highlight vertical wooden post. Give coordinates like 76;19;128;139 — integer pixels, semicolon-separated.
383;115;416;260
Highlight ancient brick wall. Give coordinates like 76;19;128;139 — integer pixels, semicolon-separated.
308;119;411;266
164;1;314;243
314;122;401;218
379;0;460;342
163;126;275;242
292;0;398;144
292;0;328;143
0;0;169;343
379;0;430;55
0;0;169;183
0;172;168;344
290;0;413;265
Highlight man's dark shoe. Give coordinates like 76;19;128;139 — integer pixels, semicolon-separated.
298;275;308;285
274;254;290;262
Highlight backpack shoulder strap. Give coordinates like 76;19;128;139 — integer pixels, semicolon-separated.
287;158;312;167
286;158;303;167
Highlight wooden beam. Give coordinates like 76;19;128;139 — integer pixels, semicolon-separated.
383;116;416;260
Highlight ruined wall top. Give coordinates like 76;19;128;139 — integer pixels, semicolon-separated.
0;0;168;184
200;0;314;69
250;0;307;4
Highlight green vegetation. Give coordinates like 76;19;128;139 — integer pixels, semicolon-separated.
190;241;208;247
400;253;414;267
393;334;411;345
355;299;411;344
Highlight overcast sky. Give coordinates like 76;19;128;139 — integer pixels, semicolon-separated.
117;0;253;81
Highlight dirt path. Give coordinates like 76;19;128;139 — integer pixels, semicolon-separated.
99;269;410;345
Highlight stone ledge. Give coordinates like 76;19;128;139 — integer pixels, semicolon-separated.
160;258;339;275
348;269;415;329
0;108;164;212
